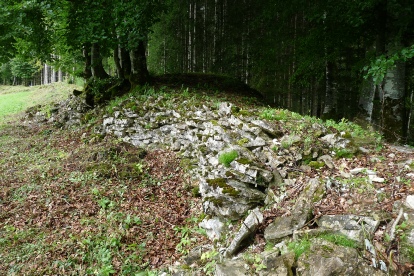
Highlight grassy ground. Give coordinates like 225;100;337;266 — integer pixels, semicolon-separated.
0;83;207;275
0;83;78;124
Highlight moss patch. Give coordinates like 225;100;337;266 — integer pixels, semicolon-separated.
309;161;325;169
206;178;240;196
236;157;252;165
237;138;249;146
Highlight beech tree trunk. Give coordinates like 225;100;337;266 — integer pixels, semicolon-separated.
114;45;123;78
380;61;407;142
83;44;92;79
129;40;149;86
120;47;131;78
91;43;109;79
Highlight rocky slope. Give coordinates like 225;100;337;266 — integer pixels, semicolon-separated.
26;86;414;275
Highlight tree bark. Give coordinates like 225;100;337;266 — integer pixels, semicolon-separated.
83;44;92;79
120;47;131;78
90;43;109;79
129;40;149;86
380;61;407;142
113;45;123;78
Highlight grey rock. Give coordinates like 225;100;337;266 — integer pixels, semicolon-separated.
199;218;226;241
218;102;233;116
320;133;350;148
201;179;266;219
317;215;380;242
184;244;213;266
265;179;325;241
280;135;301;147
350;168;376;175
406;195;414;210
225;208;263;257
251;120;283;138
103;117;114;126
259;251;295;276
296;239;385;276
318;155;334;169
215;258;249;276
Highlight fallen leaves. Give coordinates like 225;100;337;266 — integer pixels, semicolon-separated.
0;123;207;274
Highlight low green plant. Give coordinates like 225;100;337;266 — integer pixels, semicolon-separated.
288;238;311;260
281;139;293;149
174;226;192;254
334;148;354;158
201;249;219;275
218;150;238;167
318;233;358;248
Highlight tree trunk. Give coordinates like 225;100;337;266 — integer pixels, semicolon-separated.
83;44;92;79
114;45;123;78
120;47;131;78
90;43;109;79
380;61;407;142
129;40;149;86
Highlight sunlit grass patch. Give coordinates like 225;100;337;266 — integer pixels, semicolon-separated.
0;83;79;124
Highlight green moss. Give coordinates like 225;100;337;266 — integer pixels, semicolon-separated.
206;178;227;189
206;178;240;196
236;157;252;165
238;110;252;116
86;163;113;177
225;171;235;177
237;138;249;146
180;158;195;171
218;150;238;167
312;184;326;203
211;120;219;126
309;161;325;169
204;196;225;207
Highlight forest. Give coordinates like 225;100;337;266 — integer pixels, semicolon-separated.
1;0;414;144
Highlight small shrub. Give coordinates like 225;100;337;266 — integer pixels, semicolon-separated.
218;150;238;167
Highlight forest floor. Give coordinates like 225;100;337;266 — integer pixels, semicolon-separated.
0;80;413;275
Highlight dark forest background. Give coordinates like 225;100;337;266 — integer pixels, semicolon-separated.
1;0;414;143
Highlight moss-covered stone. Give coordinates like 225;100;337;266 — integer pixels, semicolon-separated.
236;157;252;165
206;178;240;196
309;161;325;169
204;196;225;207
237;138;249;146
238;110;252;116
211;120;219;126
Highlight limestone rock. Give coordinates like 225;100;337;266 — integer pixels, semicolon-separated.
405;195;414;210
215;258;249;276
296;239;385;276
265;179;325;241
225;208;263;257
317;215;380;242
259;251;295;276
199;218;226;241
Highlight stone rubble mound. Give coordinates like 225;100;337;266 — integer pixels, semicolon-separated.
25;94;414;275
